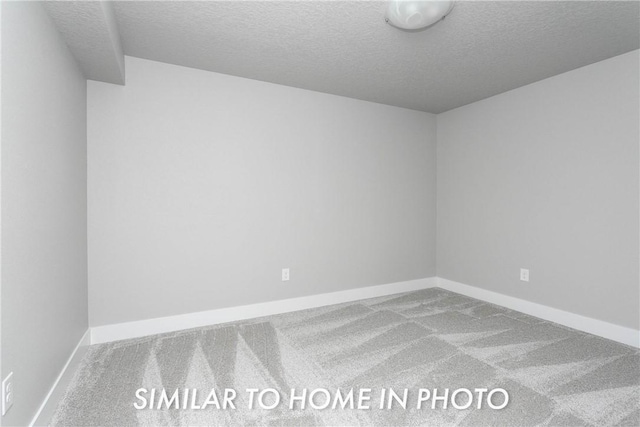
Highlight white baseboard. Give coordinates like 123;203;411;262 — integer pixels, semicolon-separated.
28;277;637;426
437;277;640;348
90;277;437;344
89;275;639;349
30;329;90;427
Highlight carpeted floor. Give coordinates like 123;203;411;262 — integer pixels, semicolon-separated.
52;288;639;426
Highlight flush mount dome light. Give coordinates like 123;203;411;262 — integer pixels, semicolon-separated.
385;0;454;31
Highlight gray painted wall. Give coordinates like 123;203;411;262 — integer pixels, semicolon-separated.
1;2;88;425
0;2;3;426
88;56;437;326
437;50;640;329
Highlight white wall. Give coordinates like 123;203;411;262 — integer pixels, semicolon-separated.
437;50;640;329
1;2;88;426
88;56;437;326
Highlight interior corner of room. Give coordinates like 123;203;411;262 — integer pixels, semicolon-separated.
1;1;639;426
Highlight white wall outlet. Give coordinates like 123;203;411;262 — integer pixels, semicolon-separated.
2;372;14;416
520;268;530;282
282;268;290;281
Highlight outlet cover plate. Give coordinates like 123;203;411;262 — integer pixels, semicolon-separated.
2;372;14;416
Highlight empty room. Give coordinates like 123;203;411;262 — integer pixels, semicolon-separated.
1;0;639;426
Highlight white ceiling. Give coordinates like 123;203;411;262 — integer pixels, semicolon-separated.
46;1;639;113
43;1;125;84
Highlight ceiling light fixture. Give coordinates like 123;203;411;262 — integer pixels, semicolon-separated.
385;0;455;31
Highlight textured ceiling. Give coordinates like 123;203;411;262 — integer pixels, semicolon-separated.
47;1;640;113
44;1;125;84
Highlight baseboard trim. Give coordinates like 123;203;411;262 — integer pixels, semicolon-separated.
30;329;90;427
90;277;437;344
437;277;640;348
89;276;639;348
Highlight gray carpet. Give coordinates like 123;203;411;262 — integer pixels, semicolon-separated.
52;288;640;426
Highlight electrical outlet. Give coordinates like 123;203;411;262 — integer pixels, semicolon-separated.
2;372;14;416
520;268;530;282
282;268;290;281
